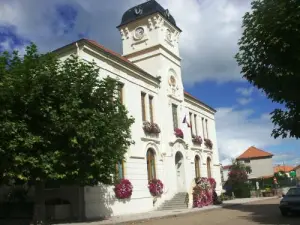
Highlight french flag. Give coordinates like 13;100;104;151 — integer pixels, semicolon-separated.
182;115;191;128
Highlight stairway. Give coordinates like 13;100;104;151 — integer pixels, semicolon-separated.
157;192;188;211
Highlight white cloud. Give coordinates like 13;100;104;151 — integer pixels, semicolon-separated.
0;39;11;51
237;97;252;105
236;87;254;97
0;0;252;84
215;107;286;164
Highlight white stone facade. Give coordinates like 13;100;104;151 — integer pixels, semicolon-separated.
53;1;222;220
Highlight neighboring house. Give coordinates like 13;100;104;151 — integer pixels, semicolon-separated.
236;146;274;179
42;0;222;220
221;165;232;183
293;165;300;179
274;165;294;177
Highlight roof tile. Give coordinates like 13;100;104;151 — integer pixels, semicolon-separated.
236;146;273;160
274;165;294;173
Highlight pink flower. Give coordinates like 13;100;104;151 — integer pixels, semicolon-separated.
114;179;133;199
148;179;164;196
193;177;215;208
174;128;184;139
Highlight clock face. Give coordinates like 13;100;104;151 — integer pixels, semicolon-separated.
135;27;145;40
169;75;176;87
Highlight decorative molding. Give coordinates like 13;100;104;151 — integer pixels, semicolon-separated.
141;137;160;144
148;18;154;30
203;148;213;153
174;31;180;43
125;27;130;39
130;156;145;159
165;38;174;47
120;29;126;40
154;15;164;28
191;147;202;151
169;138;188;149
167;94;183;103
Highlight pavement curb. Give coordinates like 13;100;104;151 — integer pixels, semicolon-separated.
93;197;279;225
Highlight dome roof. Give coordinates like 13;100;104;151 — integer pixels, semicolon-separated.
117;0;181;31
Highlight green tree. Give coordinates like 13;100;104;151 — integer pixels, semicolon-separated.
228;160;252;198
236;0;300;139
0;44;134;224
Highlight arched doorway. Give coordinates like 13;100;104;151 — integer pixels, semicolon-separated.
207;157;212;178
175;151;186;191
195;155;201;178
147;148;156;181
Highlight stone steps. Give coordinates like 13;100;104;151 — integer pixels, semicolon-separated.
157;192;188;211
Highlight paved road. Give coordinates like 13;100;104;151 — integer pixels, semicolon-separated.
128;198;300;225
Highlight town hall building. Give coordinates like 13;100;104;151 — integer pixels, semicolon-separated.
47;0;222;220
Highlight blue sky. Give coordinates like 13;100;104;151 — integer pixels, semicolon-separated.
0;0;299;166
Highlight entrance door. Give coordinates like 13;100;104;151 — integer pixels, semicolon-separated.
175;151;185;191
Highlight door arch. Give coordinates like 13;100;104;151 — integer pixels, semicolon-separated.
175;151;186;191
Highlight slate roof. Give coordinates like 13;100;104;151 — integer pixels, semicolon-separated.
117;0;181;31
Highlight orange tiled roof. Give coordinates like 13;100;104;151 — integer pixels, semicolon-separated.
236;146;273;160
274;165;294;173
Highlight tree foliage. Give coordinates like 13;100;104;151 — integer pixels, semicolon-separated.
228;160;252;185
0;43;135;186
236;0;300;139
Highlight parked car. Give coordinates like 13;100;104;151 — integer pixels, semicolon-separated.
279;187;300;216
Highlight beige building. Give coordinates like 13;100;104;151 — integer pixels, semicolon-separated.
236;146;274;179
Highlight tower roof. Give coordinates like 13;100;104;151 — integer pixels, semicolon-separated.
236;146;273;160
117;0;181;31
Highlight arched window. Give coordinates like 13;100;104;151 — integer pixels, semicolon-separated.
116;160;125;180
194;155;201;178
147;148;156;181
207;157;212;178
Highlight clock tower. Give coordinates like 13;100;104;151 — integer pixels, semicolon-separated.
117;0;183;99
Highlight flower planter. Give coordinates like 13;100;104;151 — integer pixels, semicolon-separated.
148;179;164;197
143;122;161;135
114;179;133;199
192;135;203;145
204;139;213;149
174;128;184;139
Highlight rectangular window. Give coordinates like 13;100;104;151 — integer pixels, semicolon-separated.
117;83;124;104
189;112;193;136
172;104;178;130
141;92;146;121
205;119;209;138
202;118;205;138
194;114;198;136
115;161;125;180
149;95;154;123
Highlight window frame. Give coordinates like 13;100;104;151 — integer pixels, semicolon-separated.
195;155;201;178
147;149;156;181
115;160;125;181
149;95;154;123
141;92;146;121
172;104;178;130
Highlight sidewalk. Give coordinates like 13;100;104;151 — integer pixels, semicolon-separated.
55;197;278;225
